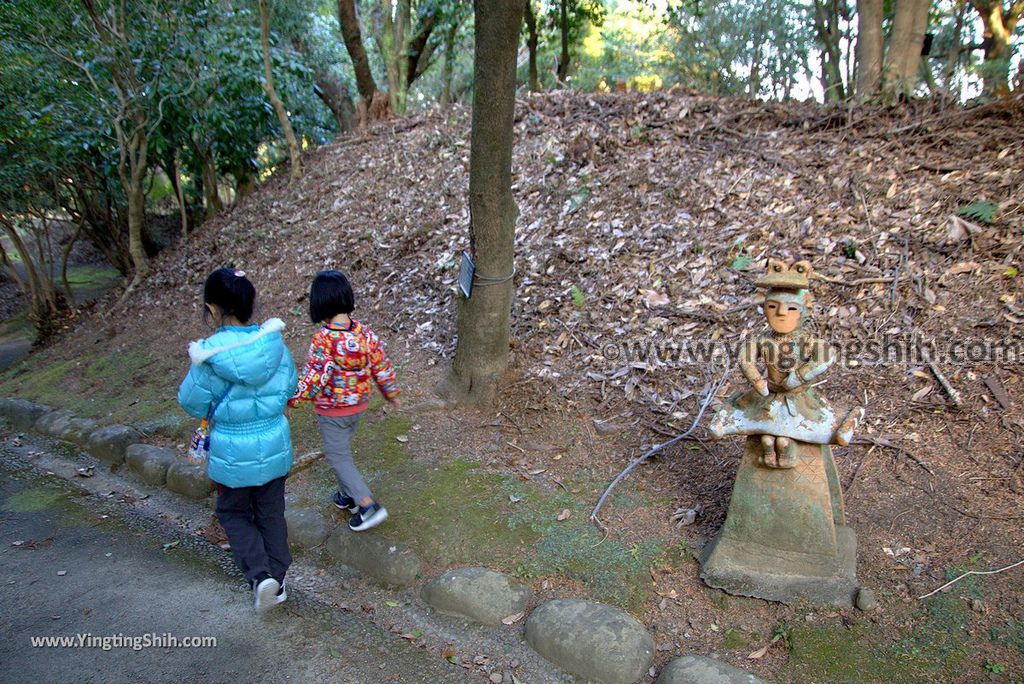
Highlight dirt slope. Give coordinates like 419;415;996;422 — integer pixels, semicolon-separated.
13;90;1024;681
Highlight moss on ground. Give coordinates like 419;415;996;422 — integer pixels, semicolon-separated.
777;576;988;684
297;412;673;613
778;620;917;684
2;485;66;513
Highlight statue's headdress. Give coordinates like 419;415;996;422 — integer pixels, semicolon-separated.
757;258;814;321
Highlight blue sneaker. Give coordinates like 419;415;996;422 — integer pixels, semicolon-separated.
348;502;388;532
332;491;359;514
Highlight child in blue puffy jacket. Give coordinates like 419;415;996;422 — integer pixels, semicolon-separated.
178;268;298;612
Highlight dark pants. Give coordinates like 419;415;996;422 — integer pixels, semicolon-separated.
215;476;292;585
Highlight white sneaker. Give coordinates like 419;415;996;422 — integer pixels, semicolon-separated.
274;580;287;606
253;577;281;612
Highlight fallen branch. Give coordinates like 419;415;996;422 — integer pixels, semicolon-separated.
918;558;1024;600
814;273;902;287
920;347;963;407
853;435;934;476
591;355;731;522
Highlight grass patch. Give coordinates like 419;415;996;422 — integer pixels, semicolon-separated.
65;264;121;290
2;485;65;512
780;620;918;684
0;347;160;422
296;412;671;612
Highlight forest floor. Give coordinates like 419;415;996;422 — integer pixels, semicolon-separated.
2;90;1023;683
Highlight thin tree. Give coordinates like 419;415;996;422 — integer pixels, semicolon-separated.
855;0;884;97
970;0;1024;97
885;0;931;97
525;0;541;91
259;0;302;181
441;0;526;406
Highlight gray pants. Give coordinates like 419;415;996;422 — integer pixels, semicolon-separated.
316;413;373;503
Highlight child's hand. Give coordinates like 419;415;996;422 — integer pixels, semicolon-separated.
285;406;293;419
387;396;402;411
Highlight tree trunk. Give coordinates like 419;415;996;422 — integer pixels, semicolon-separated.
942;1;968;96
557;0;570;82
886;0;931;97
971;0;1021;97
68;170;132;275
260;0;302;181
813;0;846;101
170;150;189;242
0;214;47;319
406;9;438;89
379;0;412;115
315;71;357;132
118;125;150;286
855;0;884;97
60;219;85;308
442;0;526;407
198;148;222;218
125;171;149;286
525;0;540;91
338;0;380;101
440;21;460;107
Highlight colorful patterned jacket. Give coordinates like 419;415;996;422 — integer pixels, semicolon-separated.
288;319;400;415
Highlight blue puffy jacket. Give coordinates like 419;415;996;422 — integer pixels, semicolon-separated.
177;319;298;488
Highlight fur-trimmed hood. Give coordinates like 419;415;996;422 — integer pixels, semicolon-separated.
187;318;287;386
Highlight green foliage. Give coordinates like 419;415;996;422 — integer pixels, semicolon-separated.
984;660;1006;674
957;200;1000;225
570;284;586;307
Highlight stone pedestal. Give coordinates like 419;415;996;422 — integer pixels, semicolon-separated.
700;436;857;606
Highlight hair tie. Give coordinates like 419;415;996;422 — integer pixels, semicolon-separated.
234;269;246;278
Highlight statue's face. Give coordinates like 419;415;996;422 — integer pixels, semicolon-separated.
764;299;802;334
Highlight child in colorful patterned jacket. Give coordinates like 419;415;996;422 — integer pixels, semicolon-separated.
288;270;401;532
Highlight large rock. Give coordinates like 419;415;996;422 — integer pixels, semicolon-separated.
285;505;329;549
0;398;50;431
325;528;420;587
525;599;654;684
87;425;141;465
125;444;176;486
420;567;531;626
166;461;214;499
35;410;97;446
656;656;767;684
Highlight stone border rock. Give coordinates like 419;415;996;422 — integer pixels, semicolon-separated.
0;398;210;500
0;396;771;684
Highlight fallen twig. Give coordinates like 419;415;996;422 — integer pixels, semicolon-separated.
591;355;731;522
920;348;963;407
918;558;1024;600
853;435;934;476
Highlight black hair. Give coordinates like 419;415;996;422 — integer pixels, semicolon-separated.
203;267;256;324
309;270;354;323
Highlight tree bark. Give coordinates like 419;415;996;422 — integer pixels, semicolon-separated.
855;0;884;97
197;147;222;218
338;0;380;101
315;71;357;133
440;20;460;107
813;0;846;101
525;0;540;91
442;0;526;407
557;0;570;82
407;9;438;88
260;0;302;181
170;150;189;242
886;0;931;97
971;0;1023;97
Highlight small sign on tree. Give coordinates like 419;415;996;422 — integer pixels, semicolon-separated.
459;250;475;299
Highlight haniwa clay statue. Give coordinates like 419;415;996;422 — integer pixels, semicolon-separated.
703;258;865;606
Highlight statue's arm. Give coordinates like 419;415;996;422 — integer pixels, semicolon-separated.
796;338;835;383
739;338;769;396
